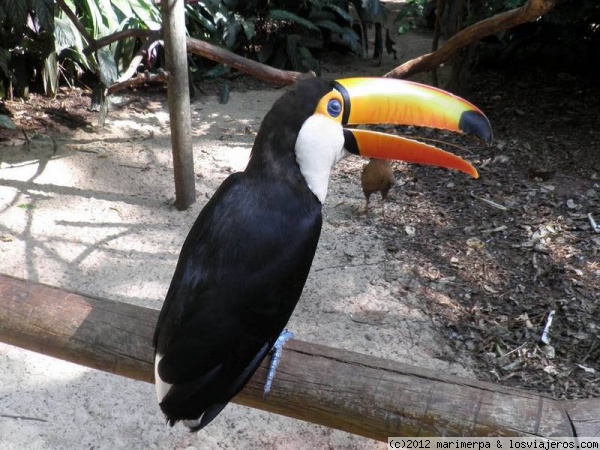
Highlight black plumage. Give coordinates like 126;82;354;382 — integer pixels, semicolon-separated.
153;78;332;430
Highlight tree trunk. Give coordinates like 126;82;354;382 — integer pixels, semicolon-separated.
162;0;196;210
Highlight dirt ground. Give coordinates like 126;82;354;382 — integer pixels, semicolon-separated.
0;5;599;450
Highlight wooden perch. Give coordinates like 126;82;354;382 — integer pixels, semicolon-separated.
0;273;597;440
385;0;557;79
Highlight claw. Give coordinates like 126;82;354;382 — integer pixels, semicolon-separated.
263;330;294;398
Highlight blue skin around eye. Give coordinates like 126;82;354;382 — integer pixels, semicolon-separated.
327;99;341;117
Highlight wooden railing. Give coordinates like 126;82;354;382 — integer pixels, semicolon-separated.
0;274;597;440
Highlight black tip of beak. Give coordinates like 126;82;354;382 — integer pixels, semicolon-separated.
459;111;493;144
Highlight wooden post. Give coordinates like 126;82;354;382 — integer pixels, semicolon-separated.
0;274;597;440
161;0;196;210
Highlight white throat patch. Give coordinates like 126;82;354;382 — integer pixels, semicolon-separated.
295;114;347;203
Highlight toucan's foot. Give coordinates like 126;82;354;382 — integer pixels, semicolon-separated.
263;329;294;398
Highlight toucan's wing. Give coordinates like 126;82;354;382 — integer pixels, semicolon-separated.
154;173;322;425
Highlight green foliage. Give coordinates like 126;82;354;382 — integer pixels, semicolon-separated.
0;0;391;99
186;0;383;75
0;0;161;99
0;49;10;79
67;0;160;79
395;0;429;35
0;113;16;129
0;0;55;98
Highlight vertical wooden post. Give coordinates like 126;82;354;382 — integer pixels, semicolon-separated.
161;0;196;210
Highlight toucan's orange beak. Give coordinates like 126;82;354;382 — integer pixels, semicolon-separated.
318;77;492;178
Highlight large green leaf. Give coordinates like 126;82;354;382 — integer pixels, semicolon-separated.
241;19;255;40
78;0;103;39
97;48;118;85
98;0;119;32
315;19;346;34
54;17;77;53
0;115;16;130
186;4;218;36
324;4;354;24
42;51;58;97
297;44;319;74
268;9;320;31
129;0;161;30
114;21;137;72
224;21;241;49
5;0;28;30
0;49;10;78
111;0;134;20
33;0;54;31
341;28;363;56
62;47;91;71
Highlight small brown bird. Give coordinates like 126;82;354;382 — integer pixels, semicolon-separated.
361;159;395;218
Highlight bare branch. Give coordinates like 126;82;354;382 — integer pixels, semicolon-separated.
106;70;169;96
385;0;557;79
112;38;159;85
84;30;161;55
187;37;313;86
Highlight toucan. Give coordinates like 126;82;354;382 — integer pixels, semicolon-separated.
153;77;492;431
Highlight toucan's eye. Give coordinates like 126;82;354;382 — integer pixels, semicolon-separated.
327;99;342;117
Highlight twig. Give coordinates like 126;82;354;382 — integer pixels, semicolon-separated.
0;414;48;423
313;261;385;272
21;128;30;147
498;342;528;359
470;193;508;211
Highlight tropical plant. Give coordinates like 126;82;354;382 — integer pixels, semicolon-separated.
61;0;161;89
186;0;384;75
0;0;161;101
395;0;430;35
0;0;390;104
0;0;55;99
